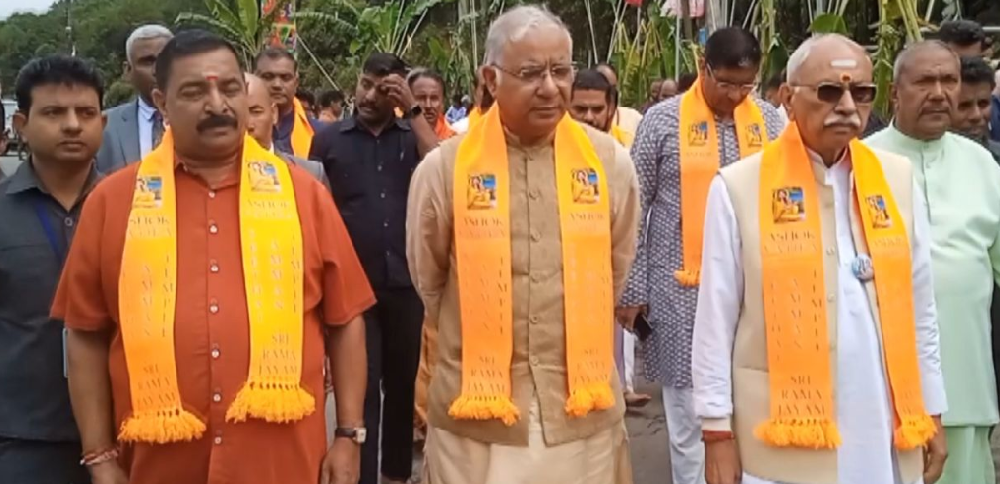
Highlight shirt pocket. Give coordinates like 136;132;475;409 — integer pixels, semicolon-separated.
0;243;59;322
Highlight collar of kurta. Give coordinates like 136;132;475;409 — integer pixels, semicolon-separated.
882;122;947;154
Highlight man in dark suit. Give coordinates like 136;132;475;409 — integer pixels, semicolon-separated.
95;25;173;173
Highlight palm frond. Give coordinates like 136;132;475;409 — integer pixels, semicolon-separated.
175;12;248;48
289;11;357;35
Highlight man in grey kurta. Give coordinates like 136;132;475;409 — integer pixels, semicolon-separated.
619;27;785;484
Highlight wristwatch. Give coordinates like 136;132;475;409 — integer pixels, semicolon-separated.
404;105;423;119
334;427;367;444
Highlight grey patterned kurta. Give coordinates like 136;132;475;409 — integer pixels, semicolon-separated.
621;95;785;388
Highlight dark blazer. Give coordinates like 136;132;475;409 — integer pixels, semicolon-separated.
95;100;141;174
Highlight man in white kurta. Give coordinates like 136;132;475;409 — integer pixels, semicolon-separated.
692;34;948;484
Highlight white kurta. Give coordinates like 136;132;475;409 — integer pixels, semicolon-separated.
691;151;948;484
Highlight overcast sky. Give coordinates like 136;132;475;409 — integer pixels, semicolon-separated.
0;0;57;21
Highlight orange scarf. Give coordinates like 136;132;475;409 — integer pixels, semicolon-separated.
676;78;767;286
466;107;483;128
450;106;614;425
290;98;314;158
435;116;456;140
118;132;311;444
756;123;934;450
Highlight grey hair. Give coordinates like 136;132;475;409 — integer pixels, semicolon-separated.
125;25;174;63
786;33;865;83
483;5;571;66
892;40;957;80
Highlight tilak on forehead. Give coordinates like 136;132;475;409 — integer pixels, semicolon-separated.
830;59;857;83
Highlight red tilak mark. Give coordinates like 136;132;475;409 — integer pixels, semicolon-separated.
206;75;218;82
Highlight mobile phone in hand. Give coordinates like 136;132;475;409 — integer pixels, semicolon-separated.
634;313;653;342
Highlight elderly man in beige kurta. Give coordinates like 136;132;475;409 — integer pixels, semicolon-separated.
406;6;640;484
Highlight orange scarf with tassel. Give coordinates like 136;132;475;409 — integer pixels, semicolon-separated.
755;123;935;450
450;106;614;426
290;98;314;158
117;131;312;444
676;78;767;286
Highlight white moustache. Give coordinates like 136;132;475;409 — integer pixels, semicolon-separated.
824;116;862;128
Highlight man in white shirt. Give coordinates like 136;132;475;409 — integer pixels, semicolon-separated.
692;34;948;484
95;25;173;173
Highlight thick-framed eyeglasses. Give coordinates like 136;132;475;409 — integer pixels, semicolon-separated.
491;63;578;86
705;63;758;93
790;82;878;105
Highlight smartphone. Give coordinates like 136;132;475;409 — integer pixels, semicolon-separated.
634;313;653;342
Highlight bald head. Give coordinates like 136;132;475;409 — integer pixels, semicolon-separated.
244;73;277;149
787;34;870;85
893;40;958;80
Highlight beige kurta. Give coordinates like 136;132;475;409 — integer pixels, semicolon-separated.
406;122;640;483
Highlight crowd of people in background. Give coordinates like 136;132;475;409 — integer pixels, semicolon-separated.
2;4;1000;484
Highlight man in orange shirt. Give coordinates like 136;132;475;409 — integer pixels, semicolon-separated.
53;30;374;484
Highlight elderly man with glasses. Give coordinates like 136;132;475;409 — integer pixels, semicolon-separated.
694;33;948;484
406;6;641;484
868;40;1000;484
620;26;785;484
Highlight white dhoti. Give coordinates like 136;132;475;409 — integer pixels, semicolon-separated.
422;400;633;484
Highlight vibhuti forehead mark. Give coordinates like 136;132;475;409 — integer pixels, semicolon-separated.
830;59;857;69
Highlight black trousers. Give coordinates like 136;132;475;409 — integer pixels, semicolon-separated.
361;287;424;483
0;437;90;484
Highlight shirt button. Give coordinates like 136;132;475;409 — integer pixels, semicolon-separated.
380;192;386;199
530;355;539;365
64;217;74;227
211;348;221;359
209;223;219;234
209;301;220;314
209;260;220;273
827;293;835;302
213;393;222;403
530;273;541;283
208;190;217;199
529;189;540;200
383;220;389;228
530;230;541;242
377;165;383;172
529;315;539;324
825;248;835;255
214;436;222;445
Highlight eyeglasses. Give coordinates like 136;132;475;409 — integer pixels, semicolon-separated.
705;64;757;94
791;82;878;105
491;63;577;86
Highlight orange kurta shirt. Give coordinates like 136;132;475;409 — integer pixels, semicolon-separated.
51;161;376;484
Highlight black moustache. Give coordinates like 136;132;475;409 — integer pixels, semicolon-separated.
196;115;238;132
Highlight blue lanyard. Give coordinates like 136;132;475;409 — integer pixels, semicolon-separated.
32;200;67;267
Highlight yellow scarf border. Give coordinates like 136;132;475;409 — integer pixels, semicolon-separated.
450;107;615;425
117;131;312;444
290;98;315;158
756;122;935;450
676;78;768;286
